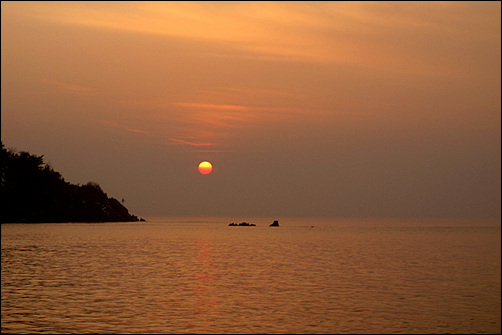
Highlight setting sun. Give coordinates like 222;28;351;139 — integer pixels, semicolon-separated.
1;2;501;334
198;161;213;175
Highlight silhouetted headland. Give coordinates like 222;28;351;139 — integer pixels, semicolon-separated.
1;143;141;223
270;220;279;227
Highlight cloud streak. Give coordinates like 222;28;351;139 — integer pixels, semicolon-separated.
100;120;147;135
44;80;96;95
16;1;500;76
168;137;215;147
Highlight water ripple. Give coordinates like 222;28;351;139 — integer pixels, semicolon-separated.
2;220;500;333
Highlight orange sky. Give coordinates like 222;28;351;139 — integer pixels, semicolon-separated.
1;1;500;218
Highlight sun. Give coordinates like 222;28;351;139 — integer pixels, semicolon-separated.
198;161;213;175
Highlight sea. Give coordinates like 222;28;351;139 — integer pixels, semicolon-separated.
1;217;500;334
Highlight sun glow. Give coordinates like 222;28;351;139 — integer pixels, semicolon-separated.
198;161;213;175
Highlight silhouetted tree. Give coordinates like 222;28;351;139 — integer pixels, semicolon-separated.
0;142;138;223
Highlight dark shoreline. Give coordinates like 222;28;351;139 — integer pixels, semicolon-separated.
1;143;140;224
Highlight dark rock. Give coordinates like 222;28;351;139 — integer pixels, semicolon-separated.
229;222;256;226
270;220;279;227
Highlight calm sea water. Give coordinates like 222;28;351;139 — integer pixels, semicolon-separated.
2;217;500;334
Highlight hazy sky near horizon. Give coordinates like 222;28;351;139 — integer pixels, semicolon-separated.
2;1;500;219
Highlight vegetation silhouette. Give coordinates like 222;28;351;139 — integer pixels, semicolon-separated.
1;142;139;223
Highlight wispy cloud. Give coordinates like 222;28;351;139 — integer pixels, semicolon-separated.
100;120;147;135
174;101;254;129
44;79;96;95
174;102;248;112
168;137;215;147
21;1;498;76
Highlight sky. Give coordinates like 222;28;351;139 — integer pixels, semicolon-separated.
1;1;500;219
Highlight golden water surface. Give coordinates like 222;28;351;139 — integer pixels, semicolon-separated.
2;218;500;334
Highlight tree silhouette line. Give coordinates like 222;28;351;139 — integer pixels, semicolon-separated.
1;142;139;223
